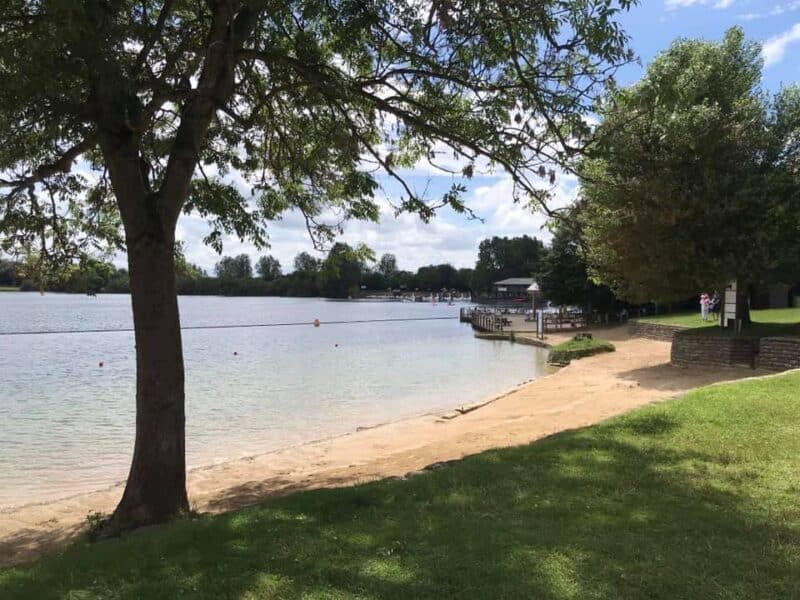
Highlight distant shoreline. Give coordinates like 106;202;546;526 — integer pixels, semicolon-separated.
0;287;475;301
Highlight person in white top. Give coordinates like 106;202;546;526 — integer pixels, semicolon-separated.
700;293;710;321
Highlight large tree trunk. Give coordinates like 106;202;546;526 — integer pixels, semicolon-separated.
91;4;254;533
110;225;189;530
736;281;752;325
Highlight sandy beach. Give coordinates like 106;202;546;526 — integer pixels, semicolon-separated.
0;326;762;566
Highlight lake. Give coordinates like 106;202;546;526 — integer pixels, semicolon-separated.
0;293;549;508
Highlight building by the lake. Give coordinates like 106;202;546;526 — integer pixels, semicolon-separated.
491;277;539;302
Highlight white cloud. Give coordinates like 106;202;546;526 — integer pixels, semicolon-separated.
665;0;734;8
340;172;579;271
762;22;800;66
164;170;579;274
771;1;800;16
738;1;800;20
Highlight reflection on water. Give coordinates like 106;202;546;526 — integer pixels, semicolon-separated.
0;293;548;507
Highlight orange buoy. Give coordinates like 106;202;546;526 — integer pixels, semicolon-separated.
313;318;320;327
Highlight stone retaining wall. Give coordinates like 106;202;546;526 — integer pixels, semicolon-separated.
670;333;758;369
757;337;800;372
634;321;800;372
628;320;686;341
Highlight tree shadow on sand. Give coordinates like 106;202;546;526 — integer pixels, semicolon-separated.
615;362;761;393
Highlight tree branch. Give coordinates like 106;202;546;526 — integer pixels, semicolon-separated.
0;136;96;194
158;4;256;224
135;0;176;75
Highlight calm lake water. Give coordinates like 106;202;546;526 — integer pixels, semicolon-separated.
0;293;548;507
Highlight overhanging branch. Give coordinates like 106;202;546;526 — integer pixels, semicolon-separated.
0;137;96;194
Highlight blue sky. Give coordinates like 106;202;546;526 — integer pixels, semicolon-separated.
618;1;800;88
178;1;800;275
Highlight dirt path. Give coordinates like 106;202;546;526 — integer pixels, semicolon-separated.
0;327;761;566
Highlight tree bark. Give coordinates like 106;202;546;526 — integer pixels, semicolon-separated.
90;3;256;532
736;281;752;325
110;222;189;529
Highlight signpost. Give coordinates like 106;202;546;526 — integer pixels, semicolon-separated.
526;282;542;338
722;280;743;332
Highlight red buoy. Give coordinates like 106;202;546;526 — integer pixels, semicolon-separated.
98;361;104;367
233;351;239;356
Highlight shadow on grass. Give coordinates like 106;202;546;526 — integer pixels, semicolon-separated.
0;523;85;573
2;400;799;599
202;473;363;513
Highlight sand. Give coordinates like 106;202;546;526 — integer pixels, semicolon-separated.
0;326;763;566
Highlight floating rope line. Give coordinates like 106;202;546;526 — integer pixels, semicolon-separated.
0;316;459;337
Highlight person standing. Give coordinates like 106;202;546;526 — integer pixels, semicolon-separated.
710;290;721;322
700;292;710;321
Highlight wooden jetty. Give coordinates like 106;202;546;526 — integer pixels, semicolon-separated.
460;307;513;333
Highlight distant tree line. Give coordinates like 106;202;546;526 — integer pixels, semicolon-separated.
0;243;203;295
2;231;629;311
0;259;19;287
0;256;130;294
181;243;476;298
1;242;473;299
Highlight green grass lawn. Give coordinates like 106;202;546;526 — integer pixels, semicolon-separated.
639;307;800;337
0;286;19;292
549;336;615;365
2;373;800;599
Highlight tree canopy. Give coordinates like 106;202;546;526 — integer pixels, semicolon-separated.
1;0;637;267
0;0;638;529
293;251;321;274
214;253;253;279
0;258;16;286
377;253;398;278
580;27;800;303
318;242;373;298
538;215;617;311
173;241;207;281
255;254;282;280
472;234;547;292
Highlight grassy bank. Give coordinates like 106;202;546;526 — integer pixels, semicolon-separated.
548;336;615;365
0;286;19;292
639;307;800;337
2;373;800;599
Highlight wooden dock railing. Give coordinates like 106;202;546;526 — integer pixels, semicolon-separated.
471;312;503;333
